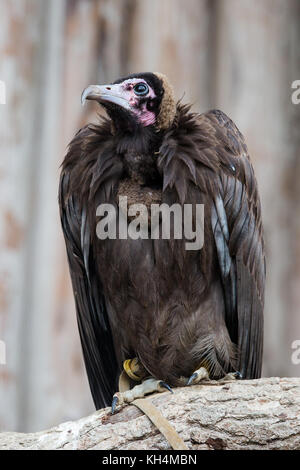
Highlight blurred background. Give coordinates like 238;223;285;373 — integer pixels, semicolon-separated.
0;0;299;433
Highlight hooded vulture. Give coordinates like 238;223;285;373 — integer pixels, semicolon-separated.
59;72;265;412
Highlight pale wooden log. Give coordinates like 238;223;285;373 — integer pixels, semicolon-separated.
1;378;300;450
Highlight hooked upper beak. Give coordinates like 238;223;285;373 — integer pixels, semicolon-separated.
81;84;131;111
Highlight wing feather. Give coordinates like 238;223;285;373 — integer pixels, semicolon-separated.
206;110;265;378
59;171;119;409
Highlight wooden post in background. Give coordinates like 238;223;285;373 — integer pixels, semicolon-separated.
213;0;300;377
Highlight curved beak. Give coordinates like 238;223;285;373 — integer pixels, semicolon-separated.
81;84;131;111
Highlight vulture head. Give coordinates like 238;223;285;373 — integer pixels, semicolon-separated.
81;72;176;132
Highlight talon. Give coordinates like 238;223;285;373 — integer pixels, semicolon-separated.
186;373;198;386
233;371;242;380
159;381;173;393
186;366;210;386
221;371;243;382
111;395;119;415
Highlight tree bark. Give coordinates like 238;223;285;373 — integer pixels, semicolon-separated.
1;377;300;450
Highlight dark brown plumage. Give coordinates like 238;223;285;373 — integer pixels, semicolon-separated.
59;73;265;409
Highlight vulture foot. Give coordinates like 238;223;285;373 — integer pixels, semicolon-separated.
111;377;173;414
186;368;242;387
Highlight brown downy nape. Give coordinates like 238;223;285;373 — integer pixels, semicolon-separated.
154;72;176;130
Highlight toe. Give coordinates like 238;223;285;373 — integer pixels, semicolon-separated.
186;373;198;386
159;381;174;393
234;371;243;379
222;371;243;382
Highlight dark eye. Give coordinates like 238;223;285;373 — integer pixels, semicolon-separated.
133;82;149;96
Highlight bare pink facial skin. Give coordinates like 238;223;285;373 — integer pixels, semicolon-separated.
116;78;157;127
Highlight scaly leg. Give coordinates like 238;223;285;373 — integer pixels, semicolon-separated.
111;357;173;414
111;377;173;414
